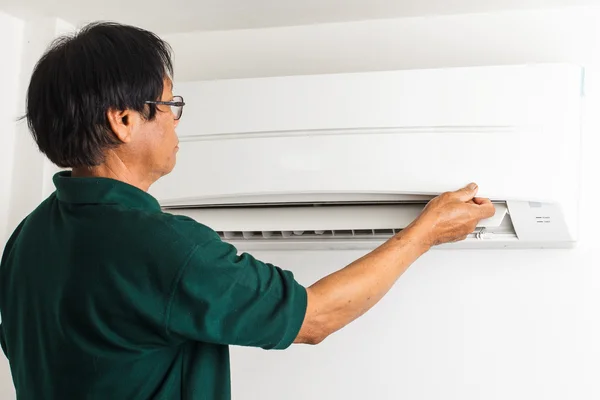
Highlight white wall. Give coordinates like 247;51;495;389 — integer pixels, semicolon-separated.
165;7;600;400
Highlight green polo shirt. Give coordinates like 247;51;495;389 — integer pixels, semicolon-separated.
0;171;307;399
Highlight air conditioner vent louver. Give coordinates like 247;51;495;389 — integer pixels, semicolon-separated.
217;229;404;241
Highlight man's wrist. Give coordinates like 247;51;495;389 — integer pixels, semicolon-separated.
398;223;433;255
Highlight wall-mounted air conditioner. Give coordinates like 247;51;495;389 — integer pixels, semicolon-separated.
150;64;583;250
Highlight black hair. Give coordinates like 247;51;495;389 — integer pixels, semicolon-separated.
24;21;174;168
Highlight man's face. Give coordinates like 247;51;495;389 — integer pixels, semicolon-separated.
132;78;180;179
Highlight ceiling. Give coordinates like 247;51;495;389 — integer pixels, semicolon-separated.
2;0;600;34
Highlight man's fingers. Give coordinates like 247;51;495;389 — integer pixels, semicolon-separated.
477;201;496;219
473;197;492;205
453;183;479;202
471;197;495;218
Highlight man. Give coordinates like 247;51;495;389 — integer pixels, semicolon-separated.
0;22;495;399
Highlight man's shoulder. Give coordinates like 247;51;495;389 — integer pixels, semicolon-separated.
139;209;221;248
112;209;226;280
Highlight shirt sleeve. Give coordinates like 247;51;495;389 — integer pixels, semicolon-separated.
165;239;307;350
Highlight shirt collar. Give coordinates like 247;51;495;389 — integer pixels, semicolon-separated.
53;171;161;212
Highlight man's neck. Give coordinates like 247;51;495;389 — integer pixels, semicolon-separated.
71;154;155;192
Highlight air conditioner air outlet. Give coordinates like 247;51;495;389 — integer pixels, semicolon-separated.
170;201;513;246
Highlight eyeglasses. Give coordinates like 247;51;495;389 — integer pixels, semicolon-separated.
145;95;185;120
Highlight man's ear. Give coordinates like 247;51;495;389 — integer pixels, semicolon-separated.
106;108;137;143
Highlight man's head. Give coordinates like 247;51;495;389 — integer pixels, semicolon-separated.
25;22;181;186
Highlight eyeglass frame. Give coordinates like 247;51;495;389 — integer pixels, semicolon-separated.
145;95;185;120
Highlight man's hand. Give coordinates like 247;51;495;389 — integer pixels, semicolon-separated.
406;183;496;248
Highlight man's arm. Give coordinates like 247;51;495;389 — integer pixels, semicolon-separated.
295;183;495;344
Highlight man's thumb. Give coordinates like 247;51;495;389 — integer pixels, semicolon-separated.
455;183;478;202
